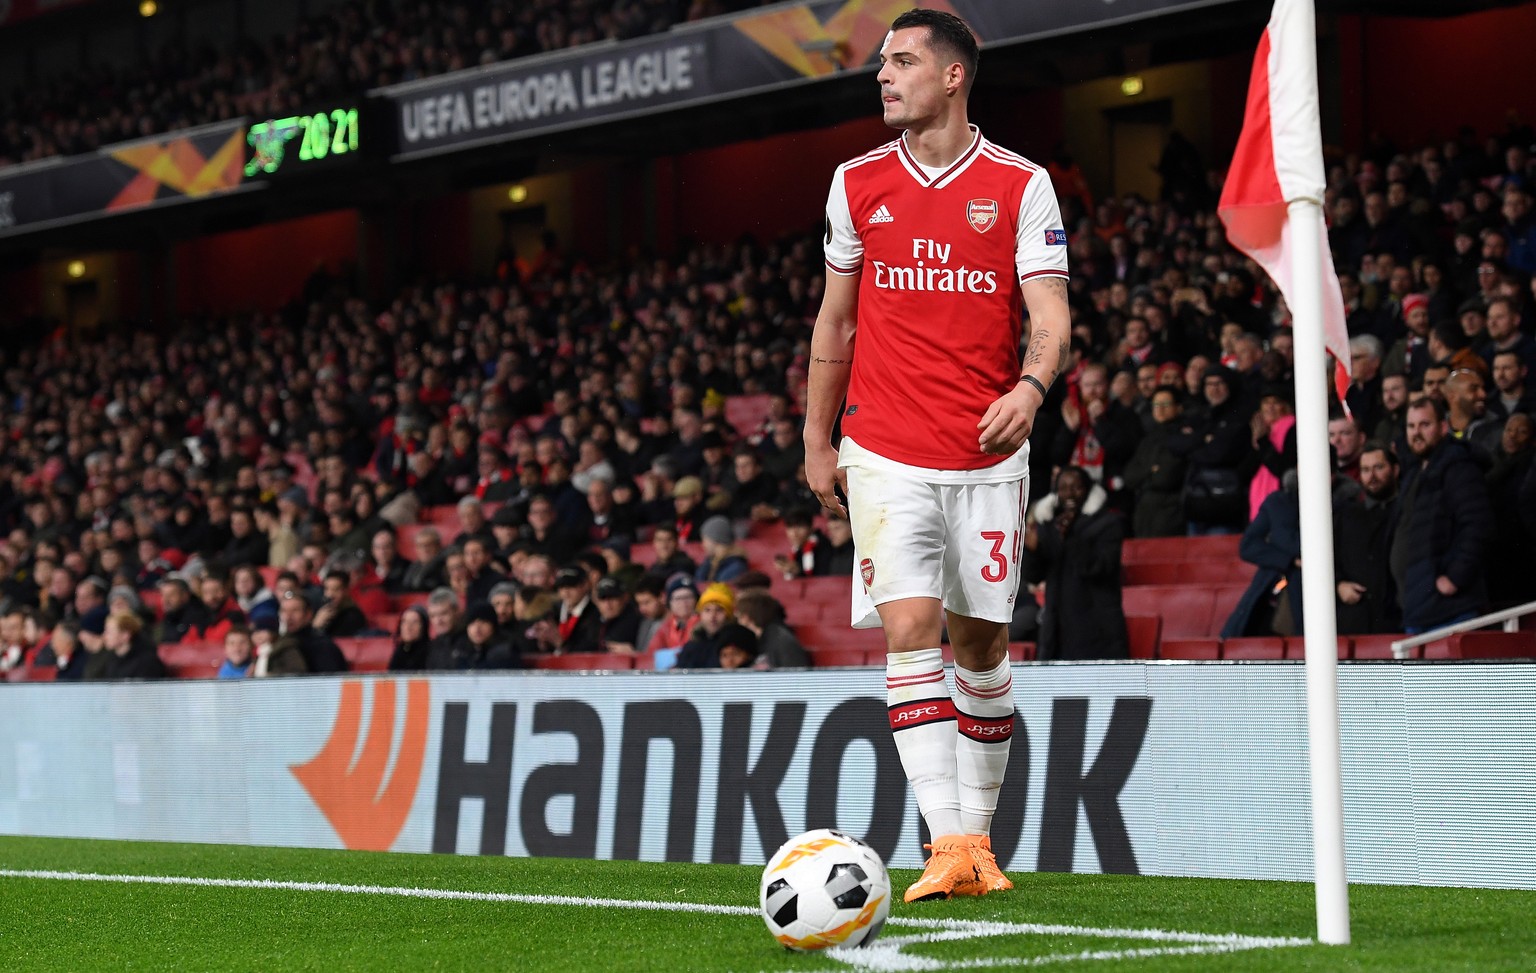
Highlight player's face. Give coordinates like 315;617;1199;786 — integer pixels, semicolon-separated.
877;28;951;130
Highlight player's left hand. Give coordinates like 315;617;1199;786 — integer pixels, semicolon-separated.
977;384;1038;455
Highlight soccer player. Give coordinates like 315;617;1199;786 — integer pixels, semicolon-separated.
805;9;1070;902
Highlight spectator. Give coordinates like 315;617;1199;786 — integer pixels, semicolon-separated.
670;475;709;543
36;621;87;680
366;529;411;594
1346;334;1386;435
1053;362;1139;494
275;589;349;673
1245;383;1298;521
774;509;828;579
1121;386;1191;538
1222;470;1306;638
0;607;30;674
222;507;270;568
154;575;210;645
197;570;247;643
1481;297;1536;374
1384;293;1434;382
593;576;642;653
1375;372;1410;445
231;565;276;624
1391;396;1493;634
461;535;509;605
1022;467;1128;660
553;566;602;653
1490;349;1536;419
1177;365;1252;534
631;575;669;655
489;580;520;636
733;588;810;669
1333;444;1402;635
1486;413;1536;608
93;612;167;681
403;527;447;592
427;602;519;671
642;524;697;581
695;515;748;584
717;624;761;671
1328;413;1368;483
219;626;254;679
313;569;369;638
520;494;578;564
388;606;432;672
1443;367;1500;461
821;511;856;577
676;582;736;669
647;577;700;651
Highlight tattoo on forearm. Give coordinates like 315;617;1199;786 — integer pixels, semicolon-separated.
1022;332;1048;370
1054;337;1069;381
1038;278;1068;301
811;356;851;365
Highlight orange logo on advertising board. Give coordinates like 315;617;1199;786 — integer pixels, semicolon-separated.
734;0;962;78
290;679;431;851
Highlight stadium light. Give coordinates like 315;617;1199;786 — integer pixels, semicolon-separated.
139;0;158;17
1120;75;1144;97
66;260;86;279
507;184;529;204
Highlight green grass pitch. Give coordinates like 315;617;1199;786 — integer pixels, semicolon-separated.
1;836;1532;971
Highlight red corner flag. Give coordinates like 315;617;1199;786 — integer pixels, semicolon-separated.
1218;0;1351;404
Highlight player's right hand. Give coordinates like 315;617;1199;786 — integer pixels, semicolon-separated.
805;442;848;517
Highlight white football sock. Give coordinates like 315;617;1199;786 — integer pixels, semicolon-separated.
953;658;1015;836
886;647;961;839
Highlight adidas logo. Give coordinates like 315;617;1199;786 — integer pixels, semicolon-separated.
868;205;894;224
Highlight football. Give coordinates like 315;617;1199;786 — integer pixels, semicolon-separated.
759;829;891;951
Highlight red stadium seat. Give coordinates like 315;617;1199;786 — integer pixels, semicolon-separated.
391;592;431;611
1221;637;1288;660
26;664;57;682
633;651;657;671
1125;614;1161;660
258;566;280;588
335;637;394;669
798;576;851;603
1209;585;1248;637
1159;638;1221;660
1121;534;1240;564
1349;634;1404;660
1122;585;1215;638
160;641;222;668
796;624;886;654
1006;641;1034;662
1177;560;1257;586
534;653;635;671
809;648;875;667
1122;561;1180;586
1451;631;1536;659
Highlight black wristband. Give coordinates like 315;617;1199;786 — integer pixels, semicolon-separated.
1019;374;1049;401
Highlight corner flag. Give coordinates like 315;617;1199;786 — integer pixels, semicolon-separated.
1218;0;1352;947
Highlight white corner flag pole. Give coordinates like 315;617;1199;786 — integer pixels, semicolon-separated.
1288;195;1351;945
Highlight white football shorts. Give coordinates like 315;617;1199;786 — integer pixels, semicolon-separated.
844;464;1029;629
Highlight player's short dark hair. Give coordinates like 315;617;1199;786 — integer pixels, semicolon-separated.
891;9;979;90
1360;440;1397;466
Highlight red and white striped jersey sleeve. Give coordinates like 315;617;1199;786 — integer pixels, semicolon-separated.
1014;168;1070;285
823;164;862;277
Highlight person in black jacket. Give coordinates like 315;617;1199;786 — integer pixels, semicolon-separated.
387;606;431;672
93;612;167;680
1391;396;1493;634
1052;363;1140;499
313;570;369;639
553;567;603;653
1222;471;1304;639
1334;444;1401;635
425;602;519;671
593;577;642;653
1173;365;1255;534
1120;386;1192;537
276;590;350;673
1022;467;1128;660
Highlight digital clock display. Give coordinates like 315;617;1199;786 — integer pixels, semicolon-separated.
245;106;362;178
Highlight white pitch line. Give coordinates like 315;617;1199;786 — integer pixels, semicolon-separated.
1;867;1314;970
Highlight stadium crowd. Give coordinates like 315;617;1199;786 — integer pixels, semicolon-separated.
2;120;1536;680
0;0;775;166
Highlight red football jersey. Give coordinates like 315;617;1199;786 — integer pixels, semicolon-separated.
824;129;1069;470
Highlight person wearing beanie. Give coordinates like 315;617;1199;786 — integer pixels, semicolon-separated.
716;623;760;670
694;515;748;585
1384;292;1434;382
646;576;700;652
676;582;736;668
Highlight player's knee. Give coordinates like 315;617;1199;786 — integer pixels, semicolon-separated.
880;609;943;651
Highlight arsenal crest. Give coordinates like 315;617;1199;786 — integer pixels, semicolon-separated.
860;557;875;590
967;198;999;233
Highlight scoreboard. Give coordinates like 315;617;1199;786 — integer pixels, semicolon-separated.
245;103;365;179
